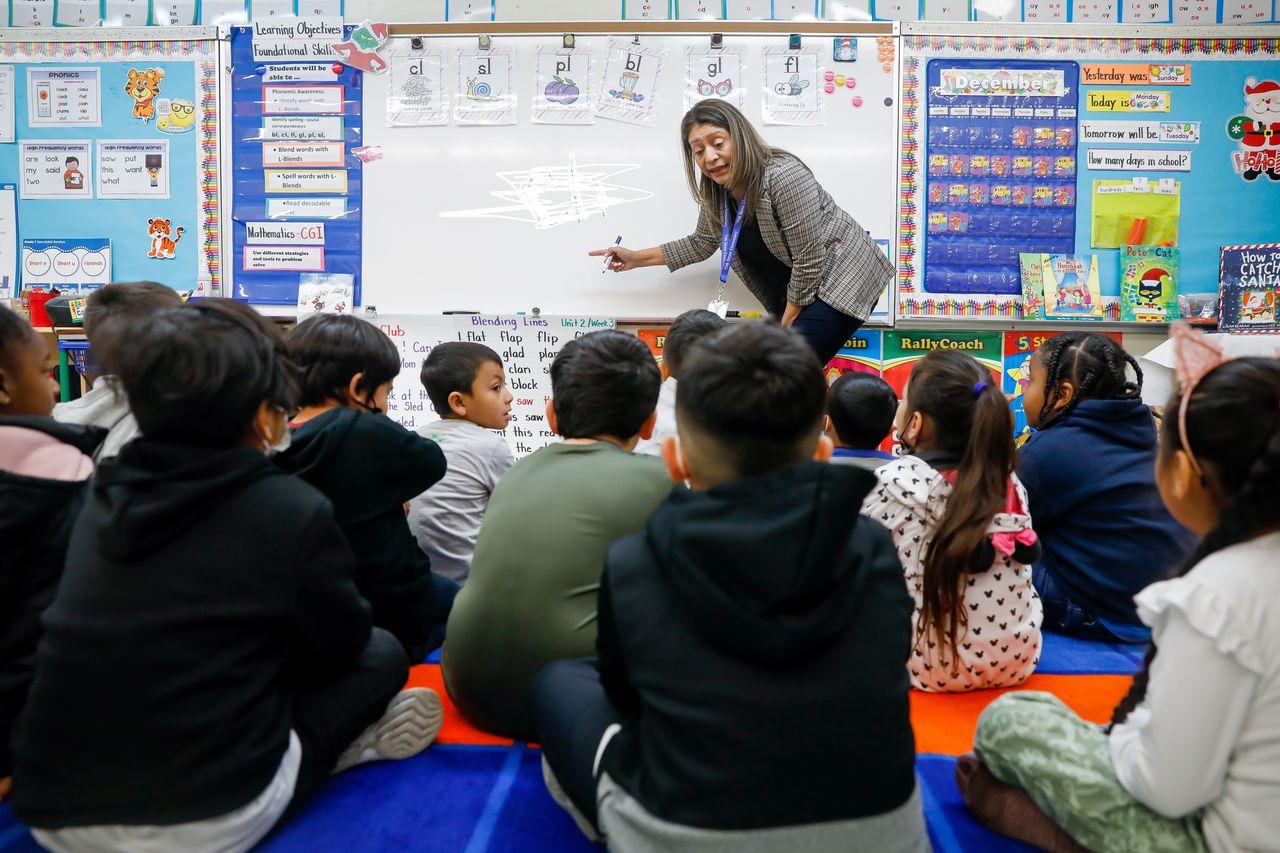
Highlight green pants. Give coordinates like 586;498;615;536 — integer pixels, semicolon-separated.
974;692;1207;853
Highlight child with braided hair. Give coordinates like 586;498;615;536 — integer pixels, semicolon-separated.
957;325;1280;853
1018;332;1195;642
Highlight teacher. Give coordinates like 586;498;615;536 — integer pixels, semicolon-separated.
590;99;893;366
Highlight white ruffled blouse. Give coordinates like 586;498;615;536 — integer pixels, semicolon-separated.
1110;531;1280;853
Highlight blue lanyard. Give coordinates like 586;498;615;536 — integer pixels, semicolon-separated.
720;193;747;284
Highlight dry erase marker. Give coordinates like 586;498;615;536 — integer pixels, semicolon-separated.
602;235;622;273
727;311;762;318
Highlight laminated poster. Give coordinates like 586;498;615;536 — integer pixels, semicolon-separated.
824;329;883;385
685;47;744;112
677;0;724;18
1041;254;1103;320
53;0;101;25
21;238;111;290
761;47;824;126
1218;244;1280;333
455;47;515;125
20;141;92;200
0;67;13;144
596;41;664;127
1119;245;1180;323
371;314;616;458
296;272;354;316
532;46;595;125
103;0;150;25
388;51;447;127
27;67;100;127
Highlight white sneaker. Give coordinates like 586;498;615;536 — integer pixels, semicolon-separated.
542;754;604;844
334;687;443;773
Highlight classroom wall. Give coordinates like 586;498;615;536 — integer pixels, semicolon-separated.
338;0;1261;26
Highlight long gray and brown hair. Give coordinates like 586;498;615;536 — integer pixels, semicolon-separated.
679;99;797;220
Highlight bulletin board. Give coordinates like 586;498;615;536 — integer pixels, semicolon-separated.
0;27;220;300
298;21;901;322
897;23;1280;323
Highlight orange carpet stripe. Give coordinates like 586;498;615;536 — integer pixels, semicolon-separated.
407;664;1133;756
910;673;1135;756
404;663;516;747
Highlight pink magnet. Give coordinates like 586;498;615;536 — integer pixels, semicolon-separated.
824;70;835;82
851;95;863;107
824;83;836;94
352;145;383;163
846;76;857;89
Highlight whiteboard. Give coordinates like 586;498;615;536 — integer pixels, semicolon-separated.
357;32;898;320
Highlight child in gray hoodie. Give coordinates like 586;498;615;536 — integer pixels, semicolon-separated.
53;282;182;460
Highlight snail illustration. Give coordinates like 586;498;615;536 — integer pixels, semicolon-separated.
774;74;810;97
466;77;501;102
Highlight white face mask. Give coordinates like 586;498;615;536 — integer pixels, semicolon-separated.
264;427;292;457
259;409;292;457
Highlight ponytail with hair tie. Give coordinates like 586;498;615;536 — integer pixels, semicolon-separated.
903;351;1017;662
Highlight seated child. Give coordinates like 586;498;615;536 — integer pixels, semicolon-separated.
634;308;725;456
409;342;515;584
533;322;928;851
443;330;669;740
959;330;1280;853
825;371;898;470
278;314;449;661
52;281;183;459
1018;332;1196;642
0;306;105;803
11;300;440;852
861;350;1042;693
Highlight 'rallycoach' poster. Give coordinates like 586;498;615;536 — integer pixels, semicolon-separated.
880;331;1001;452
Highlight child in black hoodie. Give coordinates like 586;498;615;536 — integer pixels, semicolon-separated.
278;314;450;662
11;300;441;852
1018;332;1196;642
533;322;929;852
0;305;104;803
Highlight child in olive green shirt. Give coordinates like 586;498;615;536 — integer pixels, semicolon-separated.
442;331;670;741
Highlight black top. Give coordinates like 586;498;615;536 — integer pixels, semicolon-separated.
597;462;917;830
278;408;447;661
730;198;791;316
0;417;105;777
12;441;370;828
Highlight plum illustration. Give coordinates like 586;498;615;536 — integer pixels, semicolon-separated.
544;75;580;105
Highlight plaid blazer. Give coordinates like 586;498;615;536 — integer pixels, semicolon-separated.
660;154;892;321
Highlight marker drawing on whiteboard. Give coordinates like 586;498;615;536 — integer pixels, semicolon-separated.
439;157;654;230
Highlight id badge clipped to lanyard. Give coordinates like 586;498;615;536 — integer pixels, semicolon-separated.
709;194;747;319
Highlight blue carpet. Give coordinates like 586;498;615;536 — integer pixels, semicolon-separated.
1036;630;1146;675
1;747;1037;852
918;755;1036;853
